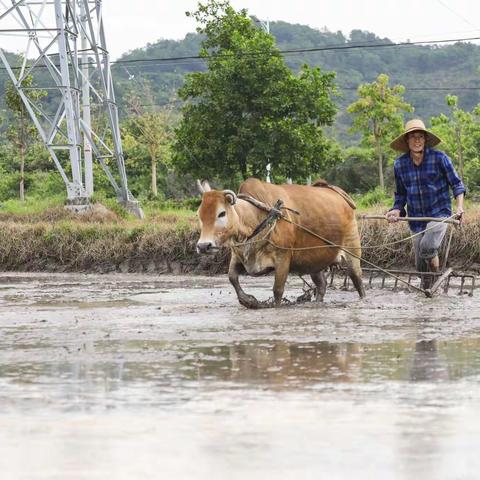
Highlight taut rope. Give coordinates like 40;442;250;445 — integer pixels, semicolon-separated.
235;194;459;294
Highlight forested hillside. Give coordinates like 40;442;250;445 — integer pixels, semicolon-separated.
112;21;480;137
1;21;479;135
1;14;479;203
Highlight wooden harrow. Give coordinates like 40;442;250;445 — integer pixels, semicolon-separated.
333;214;477;297
327;267;476;297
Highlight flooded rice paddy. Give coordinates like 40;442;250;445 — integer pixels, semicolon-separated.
0;272;480;479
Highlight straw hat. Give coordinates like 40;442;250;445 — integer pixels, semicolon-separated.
390;119;442;153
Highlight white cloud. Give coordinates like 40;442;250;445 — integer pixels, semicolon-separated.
101;0;480;58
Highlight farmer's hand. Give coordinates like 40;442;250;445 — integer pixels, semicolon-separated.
386;209;401;223
455;206;465;225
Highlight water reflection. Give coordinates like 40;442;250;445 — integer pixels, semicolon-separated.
410;340;449;382
225;342;363;384
398;339;455;478
2;336;480;410
178;338;480;387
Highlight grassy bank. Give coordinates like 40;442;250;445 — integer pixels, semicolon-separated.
0;199;479;274
0;201;227;274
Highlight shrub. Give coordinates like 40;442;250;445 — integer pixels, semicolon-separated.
357;187;391;209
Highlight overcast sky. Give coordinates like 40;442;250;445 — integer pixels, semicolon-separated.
102;0;480;59
0;1;478;59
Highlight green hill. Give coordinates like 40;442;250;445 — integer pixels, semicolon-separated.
111;21;480;140
2;21;480;141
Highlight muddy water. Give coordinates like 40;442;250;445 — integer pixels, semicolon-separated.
0;272;480;479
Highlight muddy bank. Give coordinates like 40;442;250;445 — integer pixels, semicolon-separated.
0;214;479;274
1;272;480;479
0;219;225;274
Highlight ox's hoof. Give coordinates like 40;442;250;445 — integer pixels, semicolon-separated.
239;294;261;309
296;291;312;303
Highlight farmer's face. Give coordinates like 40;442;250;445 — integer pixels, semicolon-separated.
407;131;426;153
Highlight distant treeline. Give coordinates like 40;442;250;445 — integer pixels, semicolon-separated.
1;22;480;136
110;22;480;137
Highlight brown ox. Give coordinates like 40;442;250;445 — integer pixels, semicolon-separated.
197;178;365;308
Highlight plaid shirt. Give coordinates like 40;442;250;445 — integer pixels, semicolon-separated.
391;147;466;233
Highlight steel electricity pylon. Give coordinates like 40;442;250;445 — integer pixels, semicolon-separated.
0;0;143;217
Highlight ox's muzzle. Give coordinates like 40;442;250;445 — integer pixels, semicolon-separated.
196;241;218;254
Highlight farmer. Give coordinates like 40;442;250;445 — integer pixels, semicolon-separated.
386;119;466;288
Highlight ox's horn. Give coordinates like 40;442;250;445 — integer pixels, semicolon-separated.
196;179;212;194
223;189;237;205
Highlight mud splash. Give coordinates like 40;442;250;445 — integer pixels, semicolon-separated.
0;272;480;479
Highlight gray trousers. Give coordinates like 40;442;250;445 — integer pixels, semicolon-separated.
413;222;448;272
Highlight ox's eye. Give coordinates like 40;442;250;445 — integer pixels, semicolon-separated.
218;211;226;218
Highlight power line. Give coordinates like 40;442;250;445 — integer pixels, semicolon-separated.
108;34;480;67
340;86;480;91
2;34;480;73
3;33;480;100
119;100;182;110
117;63;480;96
115;86;480;111
435;0;480;32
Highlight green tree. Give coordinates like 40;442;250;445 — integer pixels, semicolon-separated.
347;74;413;190
430;95;480;185
5;77;45;201
125;85;177;198
172;0;338;184
326;146;379;193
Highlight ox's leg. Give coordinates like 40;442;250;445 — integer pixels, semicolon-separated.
273;258;291;307
344;252;366;298
310;271;327;302
228;255;261;309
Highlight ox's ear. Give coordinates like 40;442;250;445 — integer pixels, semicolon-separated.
197;179;212;194
223;189;237;205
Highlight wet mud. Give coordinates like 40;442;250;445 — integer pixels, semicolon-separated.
1;272;480;479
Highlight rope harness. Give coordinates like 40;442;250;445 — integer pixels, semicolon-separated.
245;199;285;241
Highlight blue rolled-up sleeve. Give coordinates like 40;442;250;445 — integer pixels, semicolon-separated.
391;162;407;214
441;153;466;197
